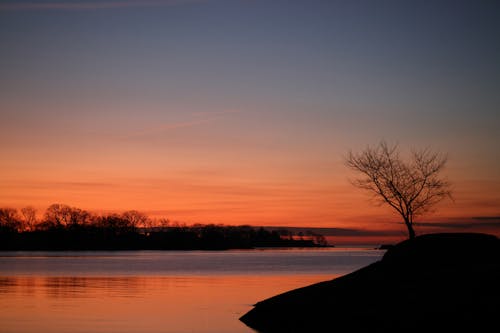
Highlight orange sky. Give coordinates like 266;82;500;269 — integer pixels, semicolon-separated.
1;148;499;240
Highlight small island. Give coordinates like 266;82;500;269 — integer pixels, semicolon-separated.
240;233;500;332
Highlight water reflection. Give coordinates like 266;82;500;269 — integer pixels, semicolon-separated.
0;275;336;333
0;248;383;276
1;276;141;298
0;249;384;333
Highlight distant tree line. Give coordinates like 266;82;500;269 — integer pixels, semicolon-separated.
0;204;328;250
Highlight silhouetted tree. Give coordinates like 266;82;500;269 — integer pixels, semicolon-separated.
20;206;37;231
122;210;150;229
0;204;328;250
306;230;328;246
346;141;452;239
43;204;92;229
158;218;170;229
0;208;21;232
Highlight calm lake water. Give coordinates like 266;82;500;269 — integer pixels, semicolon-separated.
0;248;384;333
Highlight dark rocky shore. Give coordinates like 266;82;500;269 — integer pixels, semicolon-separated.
240;233;500;332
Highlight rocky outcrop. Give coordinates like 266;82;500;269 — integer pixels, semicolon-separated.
240;233;500;332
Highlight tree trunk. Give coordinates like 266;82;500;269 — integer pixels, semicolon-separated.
404;218;416;240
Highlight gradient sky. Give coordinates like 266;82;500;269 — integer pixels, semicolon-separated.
1;0;499;239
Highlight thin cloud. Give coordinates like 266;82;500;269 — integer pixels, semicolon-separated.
0;0;201;11
264;226;403;237
0;180;118;190
124;119;209;139
417;217;500;230
146;119;210;131
124;108;240;139
472;216;500;221
191;109;242;117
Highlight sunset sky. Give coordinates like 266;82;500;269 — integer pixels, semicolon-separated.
1;0;499;240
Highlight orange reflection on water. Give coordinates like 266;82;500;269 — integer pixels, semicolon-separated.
0;274;337;333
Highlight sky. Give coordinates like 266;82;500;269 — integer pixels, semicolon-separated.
1;0;499;241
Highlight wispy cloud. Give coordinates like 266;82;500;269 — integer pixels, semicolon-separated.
191;109;242;117
472;216;500;221
264;226;404;237
124;108;240;139
0;180;118;190
0;0;200;11
126;119;209;138
417;216;500;230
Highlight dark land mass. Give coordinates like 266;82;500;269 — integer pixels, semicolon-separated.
0;205;329;250
240;233;500;332
0;225;325;251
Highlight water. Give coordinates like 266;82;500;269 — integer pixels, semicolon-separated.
0;248;384;333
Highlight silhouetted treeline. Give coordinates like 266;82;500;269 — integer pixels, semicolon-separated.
0;204;328;250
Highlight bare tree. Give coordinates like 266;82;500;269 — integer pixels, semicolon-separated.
0;208;21;232
346;141;452;239
44;203;92;228
122;210;151;229
20;206;37;231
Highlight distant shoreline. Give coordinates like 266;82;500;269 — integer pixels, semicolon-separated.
1;206;330;250
0;227;330;251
